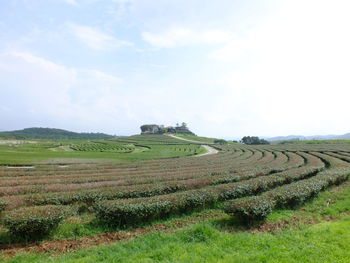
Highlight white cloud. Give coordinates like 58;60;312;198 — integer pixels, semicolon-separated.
0;51;202;135
142;26;234;48
63;0;78;6
112;0;134;3
0;51;129;133
205;0;350;136
67;23;133;50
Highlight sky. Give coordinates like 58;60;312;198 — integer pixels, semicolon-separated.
1;0;350;138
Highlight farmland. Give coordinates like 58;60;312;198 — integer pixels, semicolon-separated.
0;135;350;262
0;135;206;165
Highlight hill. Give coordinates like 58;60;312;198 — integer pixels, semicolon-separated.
0;127;115;140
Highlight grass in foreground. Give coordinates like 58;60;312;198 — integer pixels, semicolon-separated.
1;181;350;262
3;219;350;263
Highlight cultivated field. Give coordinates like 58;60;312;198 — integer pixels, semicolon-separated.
0;135;206;165
0;135;350;261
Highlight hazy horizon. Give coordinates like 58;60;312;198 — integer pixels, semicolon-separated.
1;0;350;138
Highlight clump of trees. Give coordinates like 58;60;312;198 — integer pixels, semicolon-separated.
240;136;270;145
214;139;227;145
140;122;194;135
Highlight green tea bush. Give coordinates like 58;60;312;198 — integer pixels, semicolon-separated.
224;196;273;222
224;169;350;223
95;189;218;225
95;201;172;225
0;199;8;212
29;184;186;206
2;205;66;237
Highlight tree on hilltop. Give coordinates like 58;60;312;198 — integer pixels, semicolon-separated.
241;136;269;145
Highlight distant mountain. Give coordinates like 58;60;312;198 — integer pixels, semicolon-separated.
0;127;115;140
267;133;350;141
266;135;307;141
338;133;350;139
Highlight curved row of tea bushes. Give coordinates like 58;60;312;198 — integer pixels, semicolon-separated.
28;183;186;206
0;149;258;189
223;152;350;222
223;168;350;222
94;154;325;225
0;149;281;200
324;152;350;163
12;152;309;208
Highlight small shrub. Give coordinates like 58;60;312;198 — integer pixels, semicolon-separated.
95;200;172;225
214;139;227;145
0;199;9;212
2;205;66;237
224;196;273;223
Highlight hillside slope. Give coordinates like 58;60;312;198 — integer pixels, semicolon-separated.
0;127;115;140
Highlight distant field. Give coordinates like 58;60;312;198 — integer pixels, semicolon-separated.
277;139;350;144
0;135;207;165
0;137;349;261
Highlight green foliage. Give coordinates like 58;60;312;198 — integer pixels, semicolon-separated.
70;142;135;153
174;122;194;135
0;136;204;165
0;199;8;212
1;205;66;237
94;190;218;225
3;219;350;263
224;196;273;222
30;184;186;206
95;200;172;225
241;136;270;145
214;139;227;145
224;169;350;222
179;224;219;243
93;165;323;226
117;134;195;145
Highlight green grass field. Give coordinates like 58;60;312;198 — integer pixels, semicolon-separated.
0;136;207;165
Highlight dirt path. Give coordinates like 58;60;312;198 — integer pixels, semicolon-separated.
167;134;219;157
197;145;219;157
167;134;206;144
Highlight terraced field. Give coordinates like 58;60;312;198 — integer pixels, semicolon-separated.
0;135;207;165
0;141;350;257
115;134;203;145
70;141;136;153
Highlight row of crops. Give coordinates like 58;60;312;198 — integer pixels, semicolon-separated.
0;143;349;239
70;141;135;153
69;136;203;154
114;134;201;145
